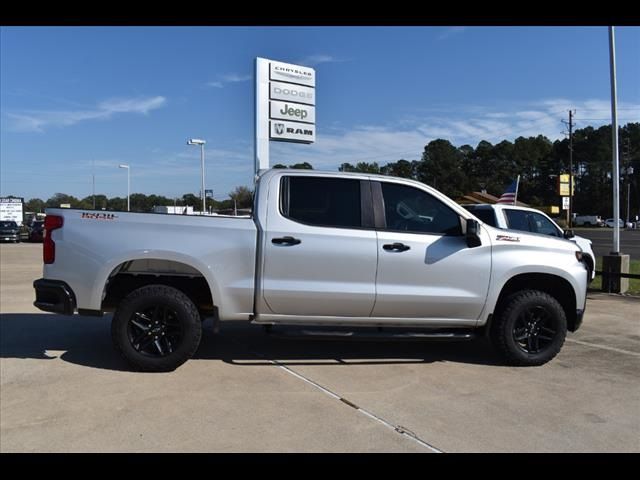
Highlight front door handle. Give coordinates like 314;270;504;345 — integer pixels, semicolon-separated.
272;236;301;246
383;242;411;252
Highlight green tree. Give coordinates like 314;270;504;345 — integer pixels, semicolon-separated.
380;159;417;179
229;186;253;209
289;162;314;170
45;193;80;208
25;198;45;213
416;139;468;198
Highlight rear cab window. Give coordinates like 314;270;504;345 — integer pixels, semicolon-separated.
280;176;363;229
463;207;497;227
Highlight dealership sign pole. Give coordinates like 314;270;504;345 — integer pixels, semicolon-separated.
255;58;316;175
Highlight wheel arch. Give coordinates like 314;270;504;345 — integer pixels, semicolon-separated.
97;254;220;317
488;273;579;333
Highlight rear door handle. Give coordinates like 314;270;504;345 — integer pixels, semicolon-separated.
383;242;411;252
272;236;301;246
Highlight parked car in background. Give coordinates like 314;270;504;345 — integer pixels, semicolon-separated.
463;204;596;282
573;215;604;227
0;221;21;243
29;220;45;242
604;218;624;228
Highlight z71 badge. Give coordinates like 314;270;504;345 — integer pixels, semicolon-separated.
81;212;118;220
496;234;520;242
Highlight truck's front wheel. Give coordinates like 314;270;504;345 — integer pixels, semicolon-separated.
111;285;202;372
491;290;567;366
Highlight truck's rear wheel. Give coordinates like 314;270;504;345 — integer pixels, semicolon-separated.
111;285;202;372
491;290;567;366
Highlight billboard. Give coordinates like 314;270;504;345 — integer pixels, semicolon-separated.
0;197;24;226
255;57;317;172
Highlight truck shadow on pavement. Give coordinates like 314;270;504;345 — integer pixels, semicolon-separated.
0;313;504;372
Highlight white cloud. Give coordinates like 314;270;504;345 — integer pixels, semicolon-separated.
438;27;467;41
220;73;251;83
206;73;251;88
297;54;343;66
5;96;167;133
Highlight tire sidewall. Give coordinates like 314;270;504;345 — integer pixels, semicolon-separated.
112;285;202;371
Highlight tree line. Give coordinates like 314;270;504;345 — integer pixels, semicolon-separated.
24;186;253;214
336;122;639;219
20;122;639;219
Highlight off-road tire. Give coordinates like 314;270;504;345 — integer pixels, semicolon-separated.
111;284;202;372
491;290;567;366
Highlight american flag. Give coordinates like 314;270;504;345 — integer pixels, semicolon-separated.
497;176;520;205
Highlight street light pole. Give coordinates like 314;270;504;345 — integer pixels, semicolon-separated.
609;26;620;254
187;139;207;215
118;164;130;212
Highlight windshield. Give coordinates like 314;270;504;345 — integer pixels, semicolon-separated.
0;221;18;228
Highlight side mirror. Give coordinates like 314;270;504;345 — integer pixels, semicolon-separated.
466;219;482;248
563;229;575;239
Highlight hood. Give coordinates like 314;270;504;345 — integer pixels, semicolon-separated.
483;224;582;254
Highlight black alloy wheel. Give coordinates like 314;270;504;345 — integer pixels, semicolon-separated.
127;305;184;357
511;305;558;355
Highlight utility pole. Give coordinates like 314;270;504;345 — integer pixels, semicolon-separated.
92;159;96;209
562;110;576;227
623;137;632;226
569;110;574;229
602;25;629;293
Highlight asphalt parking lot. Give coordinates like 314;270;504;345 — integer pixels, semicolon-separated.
576;228;640;258
1;243;639;452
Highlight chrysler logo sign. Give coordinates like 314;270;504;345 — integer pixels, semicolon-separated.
269;60;315;87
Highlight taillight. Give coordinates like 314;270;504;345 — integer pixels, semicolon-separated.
43;215;64;264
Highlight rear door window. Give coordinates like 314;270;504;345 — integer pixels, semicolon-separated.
281;176;362;229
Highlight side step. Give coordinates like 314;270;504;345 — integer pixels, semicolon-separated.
265;326;476;342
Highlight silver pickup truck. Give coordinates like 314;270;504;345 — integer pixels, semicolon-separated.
34;169;589;371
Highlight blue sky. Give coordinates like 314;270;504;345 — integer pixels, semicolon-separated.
1;26;639;202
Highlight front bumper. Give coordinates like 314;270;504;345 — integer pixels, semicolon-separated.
33;278;76;315
0;232;19;241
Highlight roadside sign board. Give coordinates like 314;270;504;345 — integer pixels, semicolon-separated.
269;60;315;87
269;81;315;105
269;100;315;124
562;196;570;210
0;197;24;226
255;57;317;173
558;174;575;196
270;121;316;143
205;189;214;198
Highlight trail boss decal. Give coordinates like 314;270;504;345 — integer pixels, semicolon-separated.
496;234;520;242
81;212;119;220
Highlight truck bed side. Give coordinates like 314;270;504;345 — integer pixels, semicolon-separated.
42;209;257;320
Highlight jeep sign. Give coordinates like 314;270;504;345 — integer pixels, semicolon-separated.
270;100;315;124
270;120;316;143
